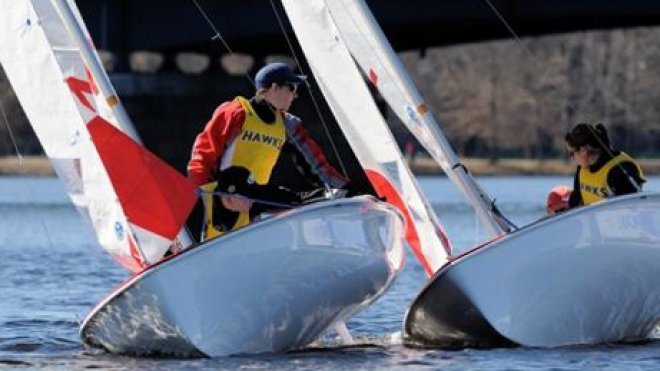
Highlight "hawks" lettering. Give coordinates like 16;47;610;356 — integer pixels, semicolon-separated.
580;183;610;198
241;130;283;149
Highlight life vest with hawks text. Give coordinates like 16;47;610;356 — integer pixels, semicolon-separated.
204;97;287;239
578;151;643;205
219;97;286;185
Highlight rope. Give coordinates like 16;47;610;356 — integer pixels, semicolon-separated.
481;0;578;123
194;187;296;209
585;124;643;193
187;0;351;187
188;0;256;88
0;97;22;159
482;0;643;194
266;0;350;183
317;0;516;233
0;97;56;249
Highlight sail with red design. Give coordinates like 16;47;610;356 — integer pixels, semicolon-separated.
0;0;196;272
281;0;451;275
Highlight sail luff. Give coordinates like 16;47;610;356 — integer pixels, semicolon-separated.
324;0;513;237
0;0;144;270
280;0;450;274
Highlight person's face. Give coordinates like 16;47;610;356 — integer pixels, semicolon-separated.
266;83;298;110
568;145;590;167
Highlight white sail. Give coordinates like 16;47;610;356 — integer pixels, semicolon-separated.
0;0;196;271
52;0;140;141
281;0;450;275
323;0;513;237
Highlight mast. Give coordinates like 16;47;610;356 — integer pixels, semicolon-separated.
324;0;514;236
52;0;193;248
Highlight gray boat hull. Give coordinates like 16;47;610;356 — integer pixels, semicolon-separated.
405;193;660;348
81;196;404;357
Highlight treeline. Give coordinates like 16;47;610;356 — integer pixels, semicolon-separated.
396;26;660;160
1;26;660;162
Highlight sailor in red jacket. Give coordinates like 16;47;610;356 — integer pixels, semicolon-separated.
188;62;348;237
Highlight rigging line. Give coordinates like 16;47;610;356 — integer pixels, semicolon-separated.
322;1;450;172
189;0;350;184
195;188;296;209
0;98;56;249
266;0;350;183
330;0;417;126
325;0;514;232
188;0;256;88
481;0;578;117
325;0;433;174
482;1;643;193
585;124;642;192
0;96;22;161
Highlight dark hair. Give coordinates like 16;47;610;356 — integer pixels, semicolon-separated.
564;123;611;152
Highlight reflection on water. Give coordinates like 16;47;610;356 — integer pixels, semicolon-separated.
0;175;658;368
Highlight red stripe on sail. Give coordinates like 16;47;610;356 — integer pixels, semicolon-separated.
87;117;197;240
434;222;452;255
111;235;145;273
128;234;145;271
365;169;434;276
112;252;143;273
368;68;379;86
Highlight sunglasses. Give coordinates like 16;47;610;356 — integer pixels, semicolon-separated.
282;83;298;93
567;146;581;158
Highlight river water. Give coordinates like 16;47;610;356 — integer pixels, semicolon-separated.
1;175;659;369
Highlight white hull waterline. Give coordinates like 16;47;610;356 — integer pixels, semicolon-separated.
404;192;660;348
81;196;404;357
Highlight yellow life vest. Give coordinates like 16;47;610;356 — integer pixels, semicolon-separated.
578;152;643;205
204;97;286;240
199;181;251;240
219;96;286;185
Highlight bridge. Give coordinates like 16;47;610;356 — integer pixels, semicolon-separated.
67;1;660;171
78;0;660;70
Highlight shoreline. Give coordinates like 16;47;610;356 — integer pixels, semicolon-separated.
1;155;659;177
411;157;660;176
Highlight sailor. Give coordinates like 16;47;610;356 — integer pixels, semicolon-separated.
188;62;348;239
564;123;645;209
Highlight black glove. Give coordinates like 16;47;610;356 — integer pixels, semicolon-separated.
215;166;252;196
216;166;299;206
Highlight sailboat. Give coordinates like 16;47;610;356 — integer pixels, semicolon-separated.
305;0;660;348
0;0;452;357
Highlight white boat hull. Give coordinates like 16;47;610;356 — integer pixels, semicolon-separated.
404;192;660;348
81;196;404;357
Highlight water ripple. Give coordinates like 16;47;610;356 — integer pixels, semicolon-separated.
1;176;660;368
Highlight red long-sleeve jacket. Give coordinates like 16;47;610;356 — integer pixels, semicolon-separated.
188;98;348;189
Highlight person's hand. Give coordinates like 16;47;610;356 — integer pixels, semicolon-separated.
221;195;253;212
